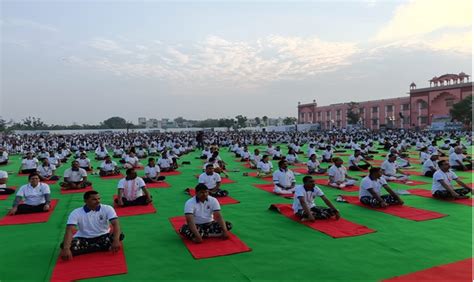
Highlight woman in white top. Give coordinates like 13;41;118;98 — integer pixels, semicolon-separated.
19;152;39;174
37;159;60;181
9;173;51;215
285;148;299;165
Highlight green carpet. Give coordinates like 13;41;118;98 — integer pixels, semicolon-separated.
0;144;471;281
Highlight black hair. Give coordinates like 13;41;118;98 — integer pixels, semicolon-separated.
83;190;99;200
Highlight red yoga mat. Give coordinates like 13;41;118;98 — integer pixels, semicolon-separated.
17;173;30;177
113;196;157;217
343;195;447;221
61;186;93;195
41;180;58;185
335;153;351;156
100;174;124;179
247;172;273;181
404;170;424;176
0;186;16;200
169;216;251;259
408;189;473;207
50;245;128;281
313;178;359;192
269;204;376;238
253;184;293;199
242;162;256;169
146;182;171;188
0;199;59;226
160;170;182;176
186;189;240;205
383;258;473;281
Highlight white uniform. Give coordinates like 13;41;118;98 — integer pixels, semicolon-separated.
328;165;355;188
184;196;221;224
117;177;146;201
16;183;51;205
272;169;296;194
432;170;458;194
64;168;87;182
198;172;221;189
359;176;387;199
67;204;118;238
381;160;408;181
292;185;324;213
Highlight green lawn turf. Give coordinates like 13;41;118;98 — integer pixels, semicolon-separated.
0;144;472;281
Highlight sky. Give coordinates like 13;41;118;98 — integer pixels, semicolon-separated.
0;0;472;125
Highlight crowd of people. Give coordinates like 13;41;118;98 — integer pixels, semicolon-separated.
0;129;472;258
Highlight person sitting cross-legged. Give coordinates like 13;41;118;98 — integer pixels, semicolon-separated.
59;191;124;260
179;183;232;243
421;153;439;178
143;158;166;183
348;150;371;171
307;154;327;174
19;152;39;175
431;160;472;200
8;173;52;215
99;155;121;177
0;170;15;195
449;147;473;171
293;176;340;221
198;164;228;197
61;160;92;190
327;157;357;189
115;168;152;206
273;160;296;195
257;155;273;178
37;158;60;182
359;167;404;208
381;154;409;182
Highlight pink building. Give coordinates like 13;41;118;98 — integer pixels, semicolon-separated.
298;73;473;130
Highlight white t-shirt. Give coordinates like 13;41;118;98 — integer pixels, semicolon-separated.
198;172;221;189
144;165;161;178
184;196;221;224
0;151;8;162
117;177;146;201
76;158;91;167
16;183;51;205
257;161;273;173
100;161;117;172
381;160;398;176
67;204;118;238
348;155;363;166
272;169;295;188
328;165;347;182
420;152;430;164
322;150;333;159
0;170;8;188
307;159;320;170
37;164;56;178
158;158;171;169
22;158;39;170
432;170;458;193
125;156;139;166
448;153;464;166
422;159;438;174
359;176;387;199
64;168;87;182
292;185;324;212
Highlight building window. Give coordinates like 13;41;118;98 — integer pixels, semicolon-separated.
359;108;364;114
446;99;455;107
309;113;313;119
403;117;410;124
326;121;330;128
336;110;341;116
372;119;378;126
402;104;410;111
419;101;428;109
300;113;304;119
386;105;393;112
318;112;321;117
420;116;428;124
326;111;330;118
336;121;341;127
372;106;378;113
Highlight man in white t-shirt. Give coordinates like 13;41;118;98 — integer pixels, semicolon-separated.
448;147;472;171
327;158;357;189
19;152;39;174
292;176;340;221
37;159;60;181
179;183;231;243
60;191;123;260
143;158;166;183
116;169;152;206
321;146;333;163
0;170;15;195
307;154;326;174
422;154;439;177
76;153;92;171
198;164;228;197
0;147;9;165
61;160;92;189
358;167;404;208
124;152;141;169
348;150;371;171
99;155;121;177
257;155;273;178
381;154;409;182
431;160;471;199
272;160;296;195
249;149;262;169
8;173;52;215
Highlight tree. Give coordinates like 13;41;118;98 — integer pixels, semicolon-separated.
218;118;235;129
235;115;247;128
255;117;261;126
283;117;297;125
21;116;47;129
174;117;186;127
346;102;360;125
101;117;127;129
450;95;473;125
262;116;268;126
0;118;5;132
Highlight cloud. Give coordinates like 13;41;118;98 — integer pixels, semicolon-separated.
1;18;59;32
88;38;133;55
371;0;471;55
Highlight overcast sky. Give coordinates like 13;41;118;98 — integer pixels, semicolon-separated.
0;0;471;125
